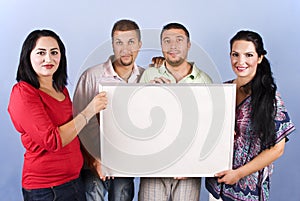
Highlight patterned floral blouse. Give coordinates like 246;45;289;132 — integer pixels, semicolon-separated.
205;88;295;201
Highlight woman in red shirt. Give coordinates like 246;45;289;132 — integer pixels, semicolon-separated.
8;29;107;201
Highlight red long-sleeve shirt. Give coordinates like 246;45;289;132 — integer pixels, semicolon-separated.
8;81;83;189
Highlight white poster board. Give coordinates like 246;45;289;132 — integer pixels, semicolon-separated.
100;83;236;177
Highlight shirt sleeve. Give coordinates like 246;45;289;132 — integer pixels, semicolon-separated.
8;82;62;152
73;70;101;159
139;68;151;83
73;72;97;115
201;72;213;84
274;92;296;143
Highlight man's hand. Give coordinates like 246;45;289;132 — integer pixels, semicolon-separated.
149;56;165;67
92;159;114;181
174;177;188;180
149;76;171;84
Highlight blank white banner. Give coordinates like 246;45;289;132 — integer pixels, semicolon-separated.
100;83;236;177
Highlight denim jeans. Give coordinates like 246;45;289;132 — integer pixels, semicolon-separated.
22;176;86;201
81;169;134;201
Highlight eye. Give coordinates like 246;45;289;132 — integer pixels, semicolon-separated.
177;37;184;42
37;51;46;55
163;39;170;44
128;40;135;45
246;53;254;57
51;50;59;55
231;52;239;57
115;41;123;45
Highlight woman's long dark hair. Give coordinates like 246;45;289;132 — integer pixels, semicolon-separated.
230;30;277;149
16;29;67;91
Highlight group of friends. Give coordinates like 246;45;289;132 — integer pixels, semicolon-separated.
8;19;295;201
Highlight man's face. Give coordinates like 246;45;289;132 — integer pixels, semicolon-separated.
112;30;141;66
161;28;191;67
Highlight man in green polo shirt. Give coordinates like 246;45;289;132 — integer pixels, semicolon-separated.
138;22;212;201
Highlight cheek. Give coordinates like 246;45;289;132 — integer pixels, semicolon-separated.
132;44;140;52
53;56;61;64
247;59;259;68
161;44;168;51
30;56;41;68
230;57;237;64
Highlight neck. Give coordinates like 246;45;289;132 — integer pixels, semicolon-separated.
39;77;54;90
234;77;252;89
166;61;192;82
113;62;134;82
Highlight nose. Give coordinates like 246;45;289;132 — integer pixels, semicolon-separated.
169;40;177;49
120;44;133;54
44;52;51;62
237;55;246;65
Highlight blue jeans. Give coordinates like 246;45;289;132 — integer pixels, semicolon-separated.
22;176;86;201
81;169;134;201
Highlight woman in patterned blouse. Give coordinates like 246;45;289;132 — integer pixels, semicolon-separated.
206;30;295;201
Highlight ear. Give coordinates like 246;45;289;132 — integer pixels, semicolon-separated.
187;41;191;50
138;41;142;50
258;55;264;64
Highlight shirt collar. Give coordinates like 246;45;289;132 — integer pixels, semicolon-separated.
158;61;197;81
103;55;142;80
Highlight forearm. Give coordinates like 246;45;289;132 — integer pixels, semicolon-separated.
58;111;92;147
236;139;285;179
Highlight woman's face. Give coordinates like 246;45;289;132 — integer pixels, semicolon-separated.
230;40;263;80
30;36;61;79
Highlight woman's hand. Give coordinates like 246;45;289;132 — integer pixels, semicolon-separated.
215;169;242;185
83;91;108;120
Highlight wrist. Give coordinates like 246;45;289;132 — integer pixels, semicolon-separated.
235;167;245;180
80;112;89;124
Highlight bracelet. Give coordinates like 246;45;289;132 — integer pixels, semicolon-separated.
80;112;89;125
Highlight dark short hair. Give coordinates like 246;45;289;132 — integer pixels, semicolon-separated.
111;19;141;41
160;22;190;42
16;29;67;91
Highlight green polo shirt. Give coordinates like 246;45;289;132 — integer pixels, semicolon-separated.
140;62;212;84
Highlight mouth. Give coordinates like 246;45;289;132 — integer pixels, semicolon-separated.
121;54;132;58
167;51;179;58
43;64;54;69
236;66;248;71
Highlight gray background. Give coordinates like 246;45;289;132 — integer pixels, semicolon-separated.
0;0;299;200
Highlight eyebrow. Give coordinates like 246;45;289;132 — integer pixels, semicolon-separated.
115;37;136;41
35;48;59;51
232;50;255;54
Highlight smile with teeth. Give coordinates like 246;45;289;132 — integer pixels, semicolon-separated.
236;66;248;71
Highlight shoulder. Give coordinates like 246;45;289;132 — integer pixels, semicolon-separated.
137;66;146;74
139;67;162;83
143;66;164;74
275;91;287;109
81;64;105;77
8;82;39;114
11;81;38;98
224;79;235;84
191;64;213;83
62;87;70;97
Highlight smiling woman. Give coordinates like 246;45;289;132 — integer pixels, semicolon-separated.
7;29;108;201
205;30;296;201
